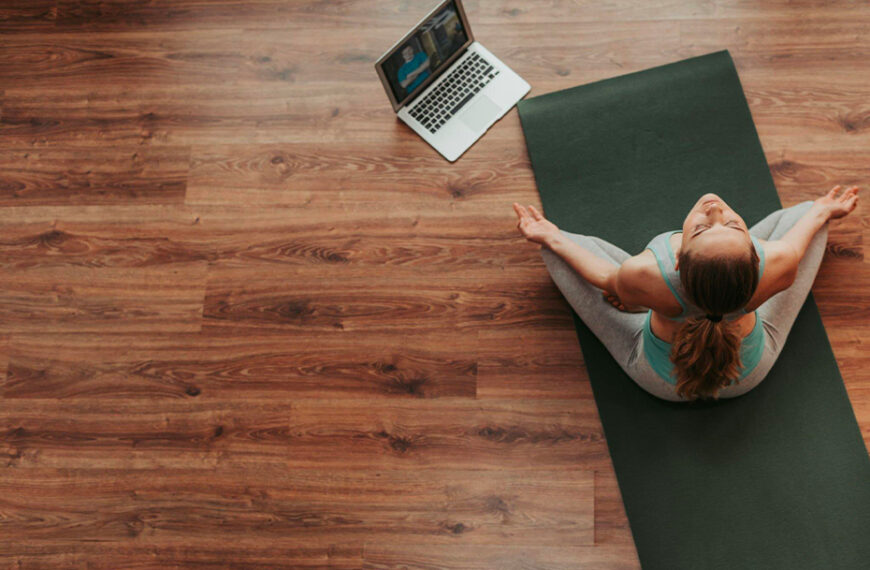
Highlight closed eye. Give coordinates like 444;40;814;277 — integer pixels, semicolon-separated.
693;221;743;236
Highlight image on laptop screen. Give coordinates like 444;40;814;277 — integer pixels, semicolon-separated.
380;1;469;104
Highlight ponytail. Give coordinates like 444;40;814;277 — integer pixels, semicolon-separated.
671;245;760;400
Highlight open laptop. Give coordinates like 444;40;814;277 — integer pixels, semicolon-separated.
375;0;530;162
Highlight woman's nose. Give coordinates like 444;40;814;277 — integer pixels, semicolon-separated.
705;202;723;215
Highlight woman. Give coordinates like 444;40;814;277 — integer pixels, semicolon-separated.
513;186;860;401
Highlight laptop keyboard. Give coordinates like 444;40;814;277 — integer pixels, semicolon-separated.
408;51;499;134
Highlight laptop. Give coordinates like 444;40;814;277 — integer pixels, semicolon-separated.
375;0;530;162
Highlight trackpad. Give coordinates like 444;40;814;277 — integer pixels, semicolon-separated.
460;95;501;132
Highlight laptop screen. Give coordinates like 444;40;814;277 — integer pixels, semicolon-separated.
377;0;470;108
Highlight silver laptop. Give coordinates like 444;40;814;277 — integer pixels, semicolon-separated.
375;0;530;162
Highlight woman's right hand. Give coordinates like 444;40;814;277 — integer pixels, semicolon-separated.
815;185;859;219
513;202;561;246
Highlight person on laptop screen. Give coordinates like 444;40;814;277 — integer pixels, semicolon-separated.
388;4;466;101
397;45;431;96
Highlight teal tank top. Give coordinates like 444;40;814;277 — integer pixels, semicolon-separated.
641;230;766;385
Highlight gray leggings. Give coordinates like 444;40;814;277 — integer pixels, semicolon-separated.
541;201;827;401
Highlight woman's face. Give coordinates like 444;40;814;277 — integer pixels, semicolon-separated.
678;193;752;265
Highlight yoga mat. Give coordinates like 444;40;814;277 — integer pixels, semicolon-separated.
518;50;870;570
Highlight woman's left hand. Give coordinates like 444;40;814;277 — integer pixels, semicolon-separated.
513;202;560;246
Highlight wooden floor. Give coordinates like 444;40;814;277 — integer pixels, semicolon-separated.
0;1;867;568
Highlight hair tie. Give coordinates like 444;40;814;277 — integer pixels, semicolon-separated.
705;314;723;323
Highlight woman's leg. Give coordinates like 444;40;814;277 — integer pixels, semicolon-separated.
540;230;647;374
752;200;829;355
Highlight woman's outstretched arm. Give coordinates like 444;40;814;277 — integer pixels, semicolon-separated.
513;203;621;294
778;185;859;262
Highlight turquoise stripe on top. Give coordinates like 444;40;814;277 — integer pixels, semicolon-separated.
642;310;765;385
751;234;766;279
648;230;687;317
664;229;679;264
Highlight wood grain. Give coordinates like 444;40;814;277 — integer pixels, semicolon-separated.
0;147;189;206
0;399;608;470
362;544;641;570
476;324;592;400
186;141;537;207
201;271;566;333
0;203;544;279
0;467;593;546
0;262;207;333
5;544;363;570
3;330;479;400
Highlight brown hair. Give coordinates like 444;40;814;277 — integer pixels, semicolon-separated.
671;244;760;400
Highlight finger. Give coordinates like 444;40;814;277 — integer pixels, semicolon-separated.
528;204;544;221
513;202;530;221
520;204;534;221
828;185;841;198
839;188;858;202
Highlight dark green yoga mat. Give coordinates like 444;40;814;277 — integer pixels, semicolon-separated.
518;50;870;570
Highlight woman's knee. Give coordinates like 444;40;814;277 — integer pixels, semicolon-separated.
541;246;579;285
541;247;601;312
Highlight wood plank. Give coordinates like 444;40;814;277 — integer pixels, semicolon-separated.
476;324;591;400
0;262;207;333
2;20;867;89
4;74;867;148
0;467;593;546
362;544;641;570
594;470;634;547
0;335;8;384
52;0;432;31
0;1;56;33
2;543;363;569
678;18;870;70
186;141;537;206
201;270;566;333
0;398;609;470
764;150;870;215
0;24;857;91
812;259;870;321
48;0;708;32
3;330;478;400
0;205;210;270
0;147;190;206
42;0;870;32
0;202;545;279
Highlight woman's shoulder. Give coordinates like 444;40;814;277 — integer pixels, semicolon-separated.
616;249;678;312
744;237;800;311
619;250;660;281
